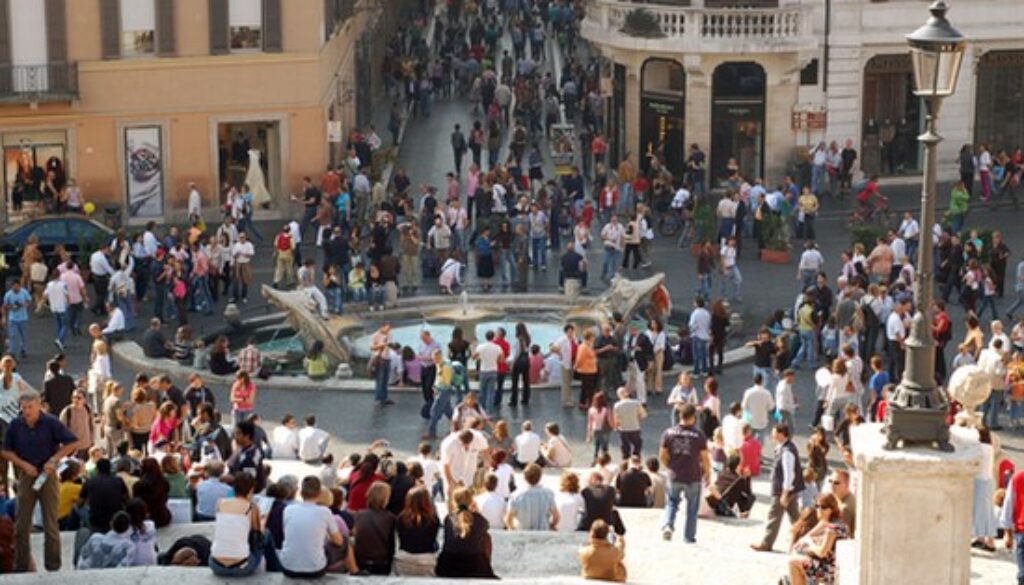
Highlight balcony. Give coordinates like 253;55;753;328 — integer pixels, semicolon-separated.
0;63;79;104
582;0;816;55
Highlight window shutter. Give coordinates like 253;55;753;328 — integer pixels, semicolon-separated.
262;0;282;52
208;0;228;55
155;0;176;56
45;0;67;62
99;0;121;60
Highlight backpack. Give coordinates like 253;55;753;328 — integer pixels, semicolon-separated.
450;362;466;389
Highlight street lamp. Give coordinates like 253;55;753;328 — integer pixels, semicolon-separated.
884;0;966;451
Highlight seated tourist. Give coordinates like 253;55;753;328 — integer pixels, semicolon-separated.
79;458;128;533
615;456;652;508
540;422;573;468
264;475;299;555
209;471;263;577
513;420;543;468
298;414;330;464
506;463;559;531
579;519;627;583
127;498;158;566
353;481;397;575
435;487;497;579
474;474;507;530
158;535;212;566
77;511;135;570
705;454;755;518
141;318;172;359
133;458;172;528
579;472;625;535
385;459;417;516
271;414;300;460
193;461;232;522
304;341;331;380
555;472;585;533
394;485;441;576
279;476;348;579
787;493;849;585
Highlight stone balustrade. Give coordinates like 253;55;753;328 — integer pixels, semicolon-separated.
583;0;815;53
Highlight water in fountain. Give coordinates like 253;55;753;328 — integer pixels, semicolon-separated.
460;290;469;316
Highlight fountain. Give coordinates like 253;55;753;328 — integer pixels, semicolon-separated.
261;285;351;364
422;291;504;343
565;273;669;324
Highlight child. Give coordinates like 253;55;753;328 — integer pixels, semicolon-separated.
838;325;859;357
304;340;331;380
821;316;839;359
401;346;422;386
347;262;367;303
875;383;892;422
867;355;889;422
710;427;727;476
528;344;545;385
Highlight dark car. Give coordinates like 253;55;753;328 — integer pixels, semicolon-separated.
0;216;114;276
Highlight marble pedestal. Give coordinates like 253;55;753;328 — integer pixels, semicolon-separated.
844;423;982;585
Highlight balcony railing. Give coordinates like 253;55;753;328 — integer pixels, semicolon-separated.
0;62;79;104
583;0;814;52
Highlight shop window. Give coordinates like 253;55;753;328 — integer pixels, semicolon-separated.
230;0;263;50
120;0;156;56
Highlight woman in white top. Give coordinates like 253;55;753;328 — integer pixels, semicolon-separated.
644;319;667;395
0;355;32;396
971;427;998;552
825;358;853;421
209;471;264;577
573;220;591;256
87;324;112;413
553;472;584;533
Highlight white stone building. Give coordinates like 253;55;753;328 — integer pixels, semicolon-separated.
581;0;1024;184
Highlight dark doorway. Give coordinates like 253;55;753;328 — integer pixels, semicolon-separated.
610;63;627;169
862;54;921;176
711;62;766;184
975;51;1024;152
640;59;686;176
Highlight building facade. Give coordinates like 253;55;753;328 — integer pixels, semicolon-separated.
582;0;1024;186
0;0;394;224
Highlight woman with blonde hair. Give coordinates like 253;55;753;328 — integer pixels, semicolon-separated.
87;324;111;412
353;481;396;575
100;380;128;456
127;385;157;452
435;487;496;579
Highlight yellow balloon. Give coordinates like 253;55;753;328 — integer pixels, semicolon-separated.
83;202;96;215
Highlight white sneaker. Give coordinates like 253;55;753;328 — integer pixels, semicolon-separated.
662;527;673;541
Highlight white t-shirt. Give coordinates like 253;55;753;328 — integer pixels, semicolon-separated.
298;426;330;462
279;502;340;573
493;462;515;500
270;426;299;459
544;355;562;384
232;241;255;264
477;342;503;373
553;492;583;532
440;430;488;489
514;431;541;465
44;280;69;313
475;491;506;530
409;455;441;484
721;414;744;452
886;312;906;342
555;334;574;369
741;386;775;430
671;188;690;209
544;435;572;468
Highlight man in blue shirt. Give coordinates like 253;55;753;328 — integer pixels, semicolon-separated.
2;392;78;571
2;280;31;358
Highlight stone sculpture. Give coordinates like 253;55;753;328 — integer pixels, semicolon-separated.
947;364;992;428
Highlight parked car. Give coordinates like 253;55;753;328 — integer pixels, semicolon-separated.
0;216;114;276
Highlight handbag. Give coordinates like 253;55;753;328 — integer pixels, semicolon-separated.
821;413;835;432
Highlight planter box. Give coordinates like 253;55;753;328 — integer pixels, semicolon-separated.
760;249;791;264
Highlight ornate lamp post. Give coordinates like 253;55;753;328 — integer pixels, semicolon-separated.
884;0;966;451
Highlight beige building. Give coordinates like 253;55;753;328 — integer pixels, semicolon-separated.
583;0;1024;186
0;0;392;224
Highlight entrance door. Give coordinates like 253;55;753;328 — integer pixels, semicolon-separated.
218;121;281;209
640;59;686;176
711;63;766;184
975;51;1024;153
863;54;922;176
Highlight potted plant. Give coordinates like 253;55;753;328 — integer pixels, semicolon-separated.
621;9;665;39
689;199;718;257
759;211;791;264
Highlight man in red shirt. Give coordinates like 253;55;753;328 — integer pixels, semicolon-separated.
273;225;295;289
495;328;511;408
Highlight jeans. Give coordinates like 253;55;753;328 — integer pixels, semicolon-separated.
7;320;26;356
618;430;643;460
982;389;1004;428
531;237;547;268
692;338;709;375
753;366;774;390
194;276;214;315
326;288;344;314
601;248;622;282
792;329;816;368
369;285;386;307
210;548;263;577
374;358;391;402
978;292;999;321
592;429;610;460
479;371;498;413
811;165;826;194
663;481;702;542
1007;289;1024;318
721;266;742;300
1015;532;1024;584
618;183;633;214
68;301;83;334
154;283;168;318
54;311;68;346
697;274;711;300
428;387;454;437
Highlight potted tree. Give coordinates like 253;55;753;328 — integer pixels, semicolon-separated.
620;9;666;39
759;211;792;264
689;199;718;257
